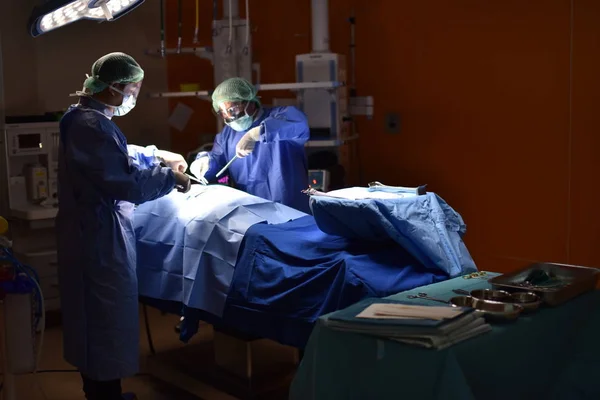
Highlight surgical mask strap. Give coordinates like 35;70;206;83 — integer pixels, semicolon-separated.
108;84;128;97
242;101;260;120
70;74;128;98
74;96;113;119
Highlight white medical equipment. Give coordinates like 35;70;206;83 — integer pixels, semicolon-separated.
25;164;49;202
0;120;62;318
308;169;330;192
296;52;348;142
2;122;60;221
295;1;349;143
211;1;252;94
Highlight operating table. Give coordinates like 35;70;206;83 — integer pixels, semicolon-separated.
134;184;476;348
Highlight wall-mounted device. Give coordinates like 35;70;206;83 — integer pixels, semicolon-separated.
296;53;348;142
2;122;60;220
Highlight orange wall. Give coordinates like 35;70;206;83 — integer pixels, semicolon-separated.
163;0;600;274
570;0;600;269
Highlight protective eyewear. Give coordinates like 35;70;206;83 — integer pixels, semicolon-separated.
214;101;249;123
108;80;142;99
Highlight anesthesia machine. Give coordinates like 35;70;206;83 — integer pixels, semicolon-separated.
0;117;61;318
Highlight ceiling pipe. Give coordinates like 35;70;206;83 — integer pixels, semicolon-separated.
311;0;330;53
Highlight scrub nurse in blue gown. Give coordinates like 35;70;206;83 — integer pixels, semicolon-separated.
56;52;191;400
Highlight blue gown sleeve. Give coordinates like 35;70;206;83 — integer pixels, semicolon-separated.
66;118;176;204
127;144;159;169
194;131;229;181
259;106;310;144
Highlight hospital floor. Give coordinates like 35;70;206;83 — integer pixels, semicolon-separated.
4;307;294;400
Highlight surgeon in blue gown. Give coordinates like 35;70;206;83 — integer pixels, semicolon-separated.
189;77;311;213
56;52;191;400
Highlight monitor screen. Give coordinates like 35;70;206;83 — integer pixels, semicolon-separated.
18;133;42;149
308;170;325;190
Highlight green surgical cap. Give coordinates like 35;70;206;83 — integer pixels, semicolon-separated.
83;52;145;94
211;77;260;111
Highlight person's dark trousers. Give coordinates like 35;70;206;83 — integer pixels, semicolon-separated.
81;374;123;400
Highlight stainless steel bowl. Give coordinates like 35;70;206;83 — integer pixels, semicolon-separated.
450;295;521;322
470;289;511;302
471;298;524;321
509;291;542;313
449;296;475;308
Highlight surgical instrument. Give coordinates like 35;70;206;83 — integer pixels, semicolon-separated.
462;271;488;279
216;155;238;178
407;292;449;304
186;173;207;185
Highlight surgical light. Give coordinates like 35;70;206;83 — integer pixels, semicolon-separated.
28;0;145;38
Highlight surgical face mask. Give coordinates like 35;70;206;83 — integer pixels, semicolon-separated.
110;86;137;117
222;102;256;131
227;115;254;131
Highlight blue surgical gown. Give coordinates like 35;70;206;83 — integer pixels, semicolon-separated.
196;106;310;213
56;103;176;381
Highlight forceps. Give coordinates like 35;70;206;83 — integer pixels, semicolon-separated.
159;161;208;185
407;292;449;304
216;155;239;178
186;173;207;185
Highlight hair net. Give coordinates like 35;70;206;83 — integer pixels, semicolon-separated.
83;52;145;94
211;77;260;111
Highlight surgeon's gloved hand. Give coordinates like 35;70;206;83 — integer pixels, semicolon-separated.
156;150;188;173
235;126;261;158
190;157;209;184
173;171;191;193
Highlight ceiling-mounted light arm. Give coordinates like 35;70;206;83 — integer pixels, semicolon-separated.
91;0;114;20
28;0;145;38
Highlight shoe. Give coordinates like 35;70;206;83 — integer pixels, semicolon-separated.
174;316;184;334
122;393;137;400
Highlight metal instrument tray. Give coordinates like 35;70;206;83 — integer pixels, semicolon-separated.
488;262;600;306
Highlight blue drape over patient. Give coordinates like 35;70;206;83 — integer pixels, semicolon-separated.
134;185;306;317
309;187;477;277
134;185;477;347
